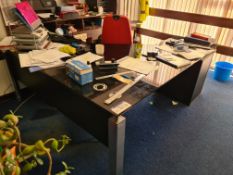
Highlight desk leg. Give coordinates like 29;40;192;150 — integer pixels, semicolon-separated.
108;116;126;175
5;51;22;101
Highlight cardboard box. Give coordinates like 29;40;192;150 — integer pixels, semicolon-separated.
66;60;93;85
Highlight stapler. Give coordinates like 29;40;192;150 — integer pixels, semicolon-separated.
89;58;119;74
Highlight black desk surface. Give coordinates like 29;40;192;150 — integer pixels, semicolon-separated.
6;43;214;145
12;44;211;115
41;67;155;116
13;44;213;113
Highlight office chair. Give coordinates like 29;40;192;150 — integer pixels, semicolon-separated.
102;15;132;44
102;15;132;60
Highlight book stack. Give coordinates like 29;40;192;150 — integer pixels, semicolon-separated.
11;1;49;50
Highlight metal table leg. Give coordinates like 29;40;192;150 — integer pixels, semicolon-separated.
108;116;126;175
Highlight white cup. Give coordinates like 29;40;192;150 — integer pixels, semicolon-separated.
55;28;64;36
95;44;105;56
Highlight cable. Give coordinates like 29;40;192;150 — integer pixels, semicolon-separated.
13;93;36;114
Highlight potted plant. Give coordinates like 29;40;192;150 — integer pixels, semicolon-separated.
0;111;74;175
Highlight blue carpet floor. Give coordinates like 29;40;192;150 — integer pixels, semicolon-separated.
0;71;233;175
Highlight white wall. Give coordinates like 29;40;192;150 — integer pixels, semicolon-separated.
0;12;14;96
0;0;84;96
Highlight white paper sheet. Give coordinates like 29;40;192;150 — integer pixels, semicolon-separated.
29;49;69;63
18;53;32;68
18;48;69;70
37;13;52;19
118;56;158;75
71;52;103;64
111;101;132;115
29;62;65;72
158;53;191;68
155;40;215;60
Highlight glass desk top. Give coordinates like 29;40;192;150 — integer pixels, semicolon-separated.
37;43;214;116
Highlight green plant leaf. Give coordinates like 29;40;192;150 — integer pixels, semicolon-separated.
55;161;74;175
35;140;50;152
15;166;21;175
31;160;38;168
0;134;11;141
62;161;68;169
35;157;44;165
22;145;35;155
22;162;33;172
3;114;19;125
51;140;59;151
0;120;7;128
61;135;71;145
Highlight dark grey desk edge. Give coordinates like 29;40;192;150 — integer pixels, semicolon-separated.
4;48;214;175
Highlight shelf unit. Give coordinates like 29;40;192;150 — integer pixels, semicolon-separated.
43;13;111;40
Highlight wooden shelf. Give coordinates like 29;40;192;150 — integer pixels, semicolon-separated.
42;13;110;24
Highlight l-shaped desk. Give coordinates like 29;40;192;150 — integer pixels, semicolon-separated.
6;43;214;175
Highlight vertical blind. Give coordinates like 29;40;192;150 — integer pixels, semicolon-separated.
119;0;233;67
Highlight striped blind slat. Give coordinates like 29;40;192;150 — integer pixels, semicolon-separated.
119;0;233;85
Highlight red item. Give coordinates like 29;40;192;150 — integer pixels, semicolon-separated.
67;0;79;5
191;32;210;41
15;1;39;28
102;15;132;44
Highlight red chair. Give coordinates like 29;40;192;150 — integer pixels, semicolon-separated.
102;15;132;44
102;15;132;60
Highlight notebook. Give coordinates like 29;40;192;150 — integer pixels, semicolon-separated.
15;1;42;30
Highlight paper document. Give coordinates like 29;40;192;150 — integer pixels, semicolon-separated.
118;56;158;75
29;49;69;63
38;13;52;19
71;52;103;64
177;49;211;60
157;53;191;68
47;42;66;49
29;62;66;73
111;101;132;115
18;54;32;67
18;48;69;71
74;33;88;42
155;40;215;60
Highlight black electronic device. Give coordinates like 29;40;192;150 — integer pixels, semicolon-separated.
90;59;119;75
49;33;83;44
146;52;158;61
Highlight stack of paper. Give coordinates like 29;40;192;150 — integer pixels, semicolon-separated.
18;48;69;72
118;56;158;75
